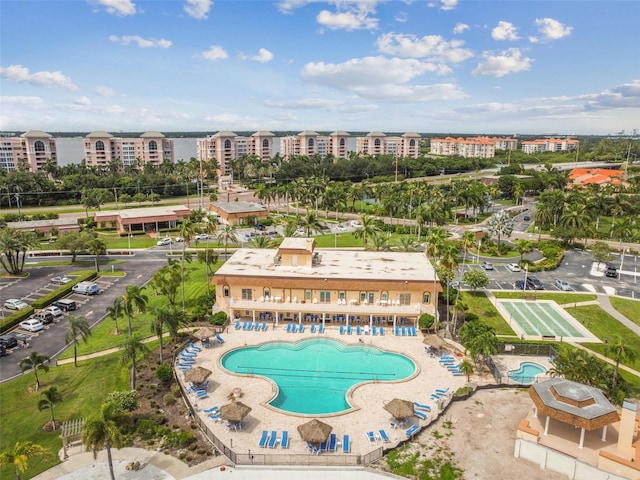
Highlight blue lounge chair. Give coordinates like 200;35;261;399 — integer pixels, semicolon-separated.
436;387;450;395
430;393;441;400
189;342;202;351
342;435;350;453
347;325;352;335
339;325;345;335
310;324;316;333
356;325;361;335
281;430;289;449
395;326;400;336
268;430;278;448
242;321;250;330
414;402;431;411
286;323;293;333
318;324;325;334
261;321;267;331
258;430;269;447
209;412;221;421
414;410;427;420
320;440;328;452
234;320;241;329
405;424;419;437
254;322;261;331
308;443;320;455
298;323;305;333
195;390;208;399
372;325;377;336
452;370;464;376
203;406;218;413
215;334;225;344
390;422;397;429
366;431;376;444
379;430;390;443
380;326;385;336
179;357;196;364
329;433;337;452
401;326;407;336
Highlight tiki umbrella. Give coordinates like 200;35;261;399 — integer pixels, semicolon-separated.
193;326;217;340
384;398;414;421
219;401;252;423
297;419;332;446
184;366;212;386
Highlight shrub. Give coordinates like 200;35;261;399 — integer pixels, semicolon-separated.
209;311;228;326
163;393;176;406
136;418;158;440
156;364;173;383
418;313;435;330
106;390;139;412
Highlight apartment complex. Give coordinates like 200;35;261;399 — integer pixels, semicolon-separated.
521;137;580;154
196;131;276;178
214;238;439;329
279;130;350;160
429;136;518;159
0;130;57;172
355;131;422;158
83;131;174;169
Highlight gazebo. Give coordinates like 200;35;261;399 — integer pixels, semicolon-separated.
529;378;619;449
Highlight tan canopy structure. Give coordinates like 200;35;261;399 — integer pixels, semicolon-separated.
297;419;333;446
193;326;218;340
219;401;252;424
529;378;619;448
184;366;212;386
384;398;415;421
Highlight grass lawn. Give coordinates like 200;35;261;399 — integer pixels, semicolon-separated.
460;291;515;336
610;297;640;326
313;233;362;248
492;291;597;304
0;353;129;480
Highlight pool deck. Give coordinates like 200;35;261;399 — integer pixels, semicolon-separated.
181;325;468;459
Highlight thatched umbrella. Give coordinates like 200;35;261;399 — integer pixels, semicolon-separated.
193;326;217;340
184;366;212;385
384;398;414;421
297;419;332;446
219;401;252;423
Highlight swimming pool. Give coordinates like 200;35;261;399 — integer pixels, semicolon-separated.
507;361;546;384
221;338;416;415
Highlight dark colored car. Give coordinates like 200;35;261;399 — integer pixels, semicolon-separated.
605;265;618;278
514;280;531;290
0;334;19;349
31;311;54;325
526;275;544;290
255;224;266;231
523;215;531;221
52;299;77;311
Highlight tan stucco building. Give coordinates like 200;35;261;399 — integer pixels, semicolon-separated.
208;201;268;226
0;130;57;172
83;131;174;169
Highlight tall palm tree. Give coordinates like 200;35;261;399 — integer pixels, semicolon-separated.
605;335;637;391
105;297;124;335
38;386;62;429
150;306;186;364
513;239;533;263
352;214;378;247
366;232;391;251
120;285;148;336
120;335;150;390
459;231;476;267
486;210;513;253
86;237;107;272
394;236;417;252
217;225;238;258
18;352;50;391
0;441;53;480
297;211;323;237
82;403;123;480
65;316;92;367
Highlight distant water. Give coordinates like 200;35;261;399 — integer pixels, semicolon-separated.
55;137;198;166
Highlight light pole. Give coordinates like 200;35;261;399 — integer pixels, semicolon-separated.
476;240;482;262
619;248;628;279
523;264;529;290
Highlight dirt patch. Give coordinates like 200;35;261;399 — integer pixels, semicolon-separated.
372;388;567;480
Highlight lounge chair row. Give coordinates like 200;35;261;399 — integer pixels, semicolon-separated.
394;326;418;336
339;325;385;335
366;429;391;444
235;320;268;332
307;433;350;454
258;430;290;449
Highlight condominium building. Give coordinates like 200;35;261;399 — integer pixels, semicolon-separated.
196;131;276;179
355;132;421;158
429;136;501;159
521;138;580;154
279;131;350;160
0;130;57;172
214;238;440;330
83;131;174;169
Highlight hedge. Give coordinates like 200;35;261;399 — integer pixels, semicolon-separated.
0;306;35;333
30;272;98;309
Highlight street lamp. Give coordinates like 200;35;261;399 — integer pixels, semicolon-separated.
619;248;628;280
476;240;482;262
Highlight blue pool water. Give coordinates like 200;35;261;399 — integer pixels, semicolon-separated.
221;338;416;415
507;362;546;384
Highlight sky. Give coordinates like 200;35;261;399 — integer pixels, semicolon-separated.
1;0;639;135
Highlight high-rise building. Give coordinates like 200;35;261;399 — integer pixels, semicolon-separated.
0;130;57;172
83;131;174;169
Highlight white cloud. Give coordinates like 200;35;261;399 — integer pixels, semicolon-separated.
92;0;136;16
534;18;573;40
429;0;457;11
0;64;78;90
376;32;473;63
492;21;519;41
263;97;377;113
0;96;46;109
316;2;378;31
251;48;274;63
275;0;320;15
201;45;228;61
584;80;640;110
395;11;408;23
528;36;539;44
355;83;467;102
184;0;212;20
74;96;92;106
472;48;532;77
453;23;469;34
95;86;119;97
109;35;172;48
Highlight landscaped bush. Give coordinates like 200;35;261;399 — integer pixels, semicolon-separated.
30;272;98;309
156;364;173;383
523;240;564;272
418;313;435;330
209;311;228;326
163;393;177;406
136;418;159;440
0;307;35;333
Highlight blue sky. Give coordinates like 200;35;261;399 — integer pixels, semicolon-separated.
1;0;639;135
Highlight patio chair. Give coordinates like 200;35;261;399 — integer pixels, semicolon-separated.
452;369;464;376
310;324;316;334
286;323;293;333
372;325;377;336
401;326;407;336
215;334;225;344
430;393;441;400
435;387;450;396
380;326;385;336
414;410;427;420
195;390;208;399
261;321;267;331
366;431;376;444
308;443;320;455
347;325;352;335
234;320;241;330
379;430;390;443
339;325;345;335
258;430;269;448
298;323;305;333
389;422;397;429
329;433;337;452
320;440;328;452
394;326;400;336
414;402;431;412
268;430;278;448
203;406;219;413
318;324;325;334
405;424;419;437
356;325;361;335
342;435;350;453
281;430;290;449
209;412;221;421
189;342;202;351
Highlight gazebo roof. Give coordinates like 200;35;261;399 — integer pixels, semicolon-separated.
529;378;619;431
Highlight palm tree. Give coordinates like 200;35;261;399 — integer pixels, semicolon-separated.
65;316;92;367
486;210;513;253
217;224;238;258
297;211;323;237
82;403;123;480
150;306;186;364
120;285;148;336
513;239;533;263
459;231;476;267
0;228;38;275
18;351;50;391
179;219;197;311
38;386;62;429
105;297;124;335
120;334;149;390
394;236;417;252
352;214;378;247
366;232;391;251
0;441;53;480
86;237;107;272
605;335;637;391
459;359;474;382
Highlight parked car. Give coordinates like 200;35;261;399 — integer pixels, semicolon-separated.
514;280;532;290
194;233;209;240
51;275;72;285
72;282;100;295
350;220;363;228
268;231;279;238
44;305;64;317
481;261;494;270
506;263;521;272
555;279;572;291
336;224;346;232
174;236;184;242
52;299;77;311
255;224;266;231
4;299;28;310
526;275;544;290
523;215;531;221
30;311;54;325
157;237;172;246
19;319;44;333
294;228;305;236
605;265;618;278
0;334;19;349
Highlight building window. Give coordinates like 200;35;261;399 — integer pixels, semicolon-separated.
262;139;269;148
360;292;366;303
264;289;270;298
223;286;230;297
381;291;388;301
422;293;430;304
224;139;232;150
148;140;158;151
339;291;345;300
241;289;252;300
305;290;311;301
319;291;331;303
96;140;105;151
34;140;45;152
399;294;411;305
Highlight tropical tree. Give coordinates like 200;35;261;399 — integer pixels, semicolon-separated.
352;214;378;247
217;224;238;258
82;403;123;480
38;386;62;429
105;297;124;335
462;270;489;291
120;285;148;336
297;211;323;237
0;441;53;480
605;335;637;392
0;228;38;274
65;316;92;367
85;237;107;272
120;335;149;390
513;239;533;263
18;351;50;391
486;210;513;252
366;232;391;251
150;306;186;364
459;231;476;267
459;359;474;382
394;236;418;252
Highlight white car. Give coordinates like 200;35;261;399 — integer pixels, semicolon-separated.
555;279;572;291
44;305;64;317
157;238;172;246
51;275;72;285
350;220;363;228
4;299;29;310
506;263;521;272
19;319;44;332
195;233;209;240
175;237;184;243
335;225;346;232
